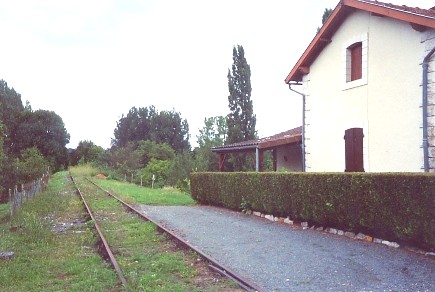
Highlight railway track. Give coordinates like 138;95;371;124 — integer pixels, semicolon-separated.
70;174;262;291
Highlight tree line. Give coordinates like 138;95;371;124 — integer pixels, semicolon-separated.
1;44;262;199
0;80;70;200
71;45;261;190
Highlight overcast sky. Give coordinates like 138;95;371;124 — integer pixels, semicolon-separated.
0;0;433;149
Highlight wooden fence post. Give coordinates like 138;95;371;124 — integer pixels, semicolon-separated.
21;184;25;202
9;189;12;217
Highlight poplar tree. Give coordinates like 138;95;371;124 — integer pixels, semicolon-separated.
226;45;257;171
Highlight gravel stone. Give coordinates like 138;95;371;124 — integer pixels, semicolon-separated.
138;204;435;292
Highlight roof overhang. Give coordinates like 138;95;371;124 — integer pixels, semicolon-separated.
211;127;302;154
285;0;435;83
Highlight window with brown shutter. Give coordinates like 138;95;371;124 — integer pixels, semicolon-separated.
350;42;362;81
344;128;364;172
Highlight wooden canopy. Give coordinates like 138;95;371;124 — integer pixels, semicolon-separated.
211;127;302;171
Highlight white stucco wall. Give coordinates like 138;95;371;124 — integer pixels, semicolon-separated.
276;144;302;171
303;10;430;172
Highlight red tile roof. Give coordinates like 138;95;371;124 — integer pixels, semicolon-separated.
363;1;435;18
285;0;435;83
211;126;302;153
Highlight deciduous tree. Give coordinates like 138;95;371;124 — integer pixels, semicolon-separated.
135;140;175;166
70;140;104;165
16;147;48;184
12;110;70;171
112;106;190;153
194;116;227;171
0;80;24;151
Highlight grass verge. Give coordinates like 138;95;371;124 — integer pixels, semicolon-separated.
0;203;9;219
74;176;241;291
92;178;197;206
70;164;197;206
0;171;119;291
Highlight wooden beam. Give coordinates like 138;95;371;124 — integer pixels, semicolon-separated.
218;153;226;172
258;150;264;172
410;23;428;32
299;66;310;74
272;149;277;171
319;38;332;43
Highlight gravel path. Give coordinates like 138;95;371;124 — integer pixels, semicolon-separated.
138;204;434;292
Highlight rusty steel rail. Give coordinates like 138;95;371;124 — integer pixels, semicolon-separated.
86;177;264;292
70;175;130;291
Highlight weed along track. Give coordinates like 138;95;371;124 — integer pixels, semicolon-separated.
70;175;130;290
69;175;256;291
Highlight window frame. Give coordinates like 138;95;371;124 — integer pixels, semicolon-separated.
343;33;368;90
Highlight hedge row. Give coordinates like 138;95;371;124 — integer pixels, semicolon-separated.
190;172;435;251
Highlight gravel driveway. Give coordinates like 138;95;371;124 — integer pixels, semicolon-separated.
138;204;434;292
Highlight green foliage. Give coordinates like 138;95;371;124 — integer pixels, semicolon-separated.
226;45;257;171
102;138;196;190
317;7;333;32
167;151;194;188
140;158;171;188
16;147;49;184
0;80;24;150
240;197;251;213
322;8;333;25
93;178;196;206
175;178;190;193
105;142;142;178
0;171;123;291
0;124;4;194
0;80;69;198
69;164;101;177
135;140;175;166
0;203;8;219
191;172;435;251
194;116;227;171
70;140;104;166
112;106;190;153
12;109;70;172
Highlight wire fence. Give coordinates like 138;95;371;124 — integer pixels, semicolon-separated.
8;172;51;217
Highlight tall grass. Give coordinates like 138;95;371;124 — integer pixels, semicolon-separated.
70;163;196;205
93;178;197;206
0;203;9;219
0;171;118;291
68;163;100;177
73;177;237;291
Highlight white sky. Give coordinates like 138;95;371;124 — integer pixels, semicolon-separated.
0;0;433;149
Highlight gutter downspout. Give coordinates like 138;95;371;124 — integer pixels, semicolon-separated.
288;82;306;172
422;47;435;172
255;146;259;172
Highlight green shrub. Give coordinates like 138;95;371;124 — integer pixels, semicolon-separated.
190;172;435;251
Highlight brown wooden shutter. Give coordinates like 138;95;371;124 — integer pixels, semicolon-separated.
344;128;364;172
350;43;362;81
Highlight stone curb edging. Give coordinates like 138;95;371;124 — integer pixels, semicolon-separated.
245;210;434;257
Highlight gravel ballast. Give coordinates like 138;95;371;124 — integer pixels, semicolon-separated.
139;204;434;292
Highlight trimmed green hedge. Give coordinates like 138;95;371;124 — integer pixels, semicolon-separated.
190;172;435;251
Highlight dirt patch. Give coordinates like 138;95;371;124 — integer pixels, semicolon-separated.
95;174;107;179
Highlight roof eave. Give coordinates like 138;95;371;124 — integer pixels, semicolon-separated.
211;144;258;154
285;1;345;84
284;0;435;84
347;0;435;28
